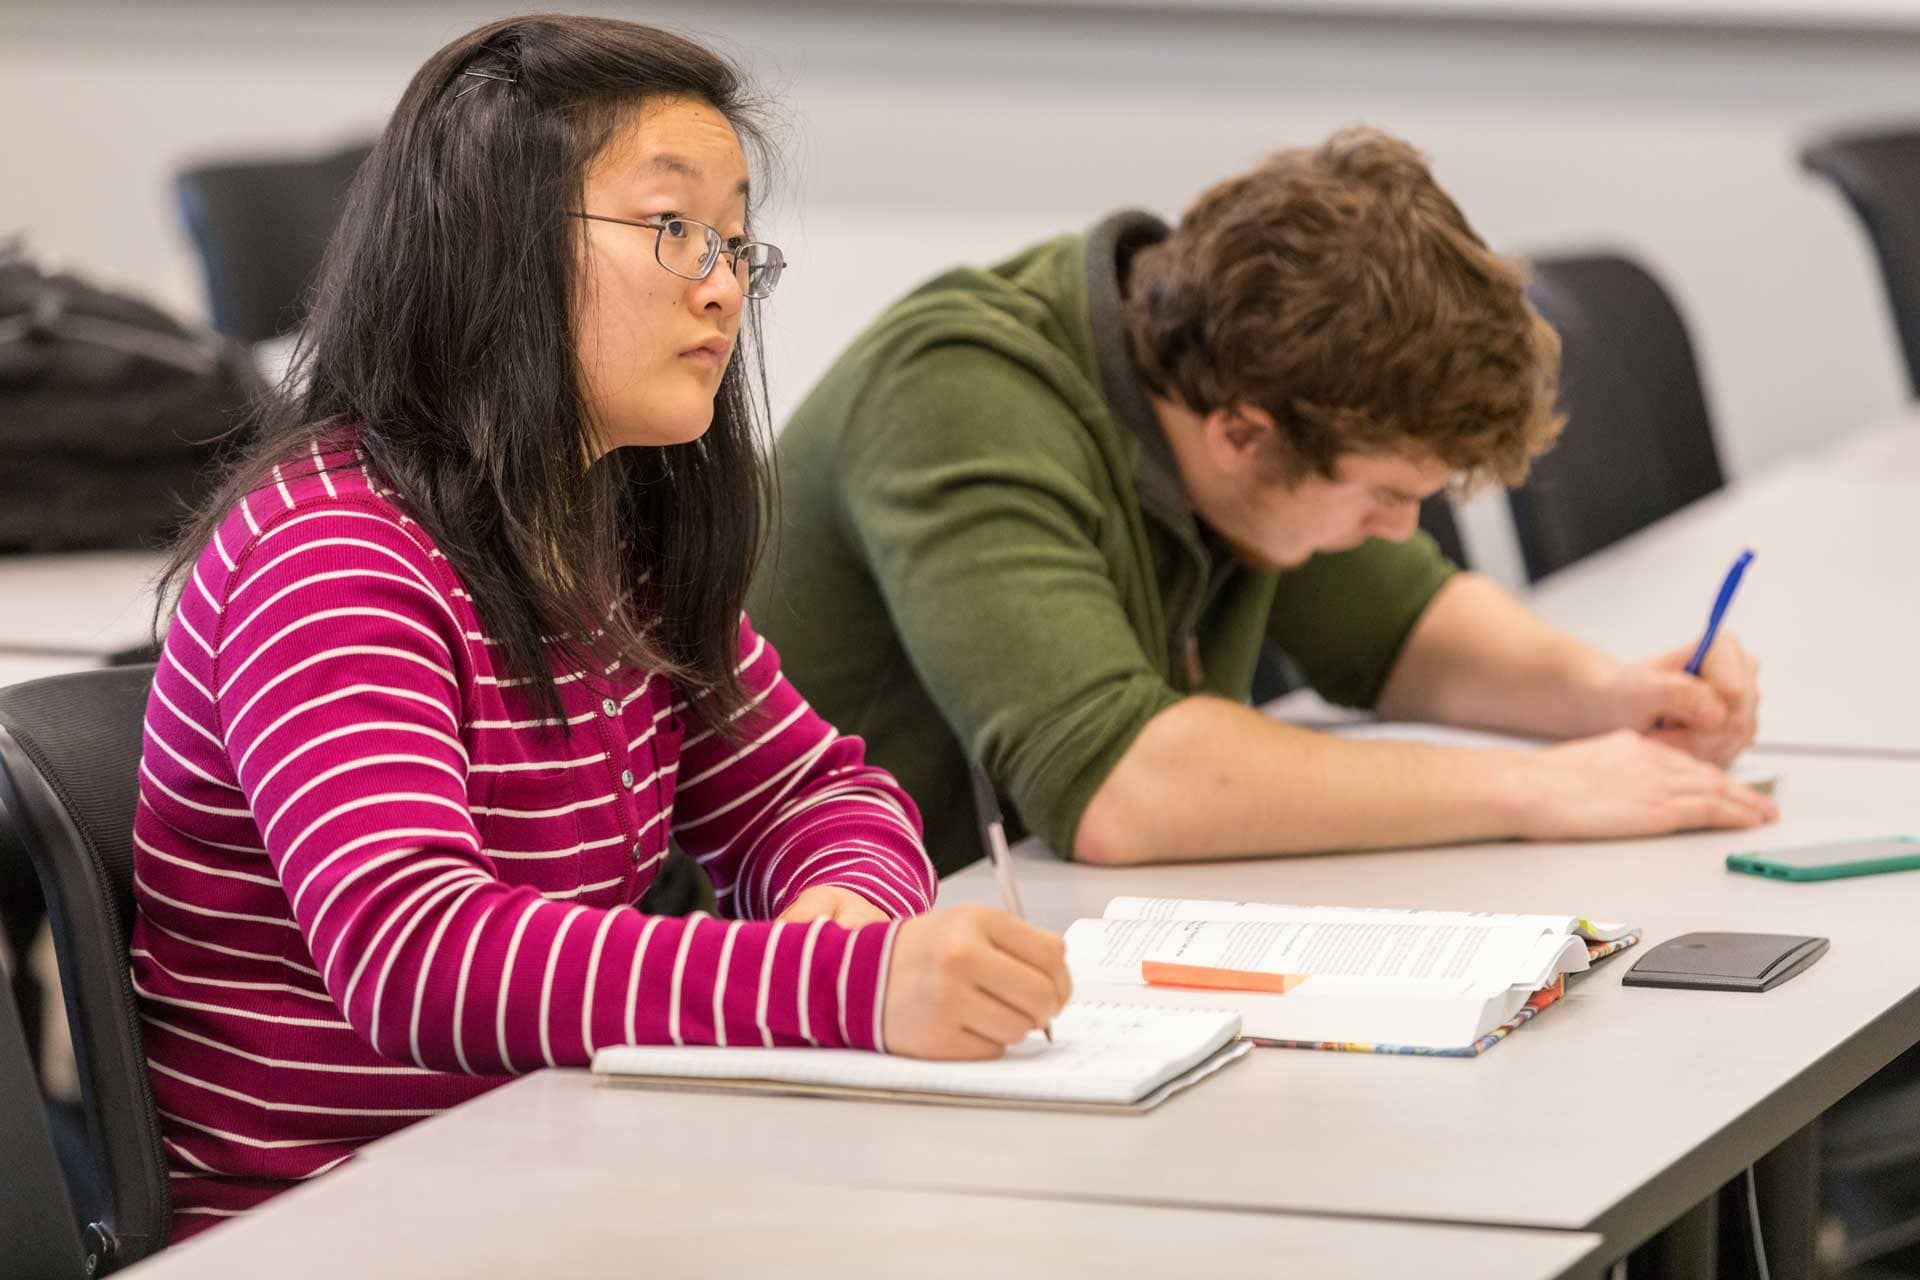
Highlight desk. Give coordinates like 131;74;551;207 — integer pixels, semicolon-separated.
130;1158;1604;1280
1525;425;1920;754
0;551;166;658
351;751;1920;1261
0;653;102;688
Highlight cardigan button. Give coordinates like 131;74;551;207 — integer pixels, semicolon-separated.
601;697;619;717
620;768;635;789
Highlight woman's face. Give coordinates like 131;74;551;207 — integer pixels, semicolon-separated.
575;96;750;454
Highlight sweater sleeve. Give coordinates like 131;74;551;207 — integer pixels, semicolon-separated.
839;345;1185;862
1264;533;1458;709
670;615;936;923
214;503;898;1069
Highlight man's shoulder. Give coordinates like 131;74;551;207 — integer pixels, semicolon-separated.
792;234;1103;426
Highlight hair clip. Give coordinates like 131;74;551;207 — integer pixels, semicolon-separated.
455;67;517;99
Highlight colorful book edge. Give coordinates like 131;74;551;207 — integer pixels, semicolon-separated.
1254;930;1642;1058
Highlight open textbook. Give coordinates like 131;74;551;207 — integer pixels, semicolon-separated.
1065;897;1641;1056
592;1002;1250;1113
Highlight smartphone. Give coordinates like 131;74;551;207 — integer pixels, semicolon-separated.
1727;836;1920;882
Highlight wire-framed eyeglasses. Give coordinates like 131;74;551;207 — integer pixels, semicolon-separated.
572;212;787;300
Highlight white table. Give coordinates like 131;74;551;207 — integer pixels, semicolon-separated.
0;653;102;689
0;551;167;658
1525;425;1920;754
130;1157;1605;1280
350;751;1920;1262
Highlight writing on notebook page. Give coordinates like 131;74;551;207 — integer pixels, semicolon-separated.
1088;917;1545;987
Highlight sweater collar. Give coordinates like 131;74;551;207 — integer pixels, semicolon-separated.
1083;210;1193;520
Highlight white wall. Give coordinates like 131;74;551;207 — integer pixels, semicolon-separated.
5;0;1917;489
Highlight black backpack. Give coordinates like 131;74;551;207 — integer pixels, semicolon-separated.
0;242;262;552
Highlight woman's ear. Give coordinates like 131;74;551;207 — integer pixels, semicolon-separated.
1201;404;1281;476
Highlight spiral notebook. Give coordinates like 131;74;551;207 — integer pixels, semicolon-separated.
592;1002;1249;1114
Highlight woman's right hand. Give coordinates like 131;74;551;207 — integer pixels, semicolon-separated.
881;905;1072;1059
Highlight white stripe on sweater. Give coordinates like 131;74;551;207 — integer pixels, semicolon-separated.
448;896;509;1076
220;607;453;698
225;646;458;745
231;534;437;604
148;1059;438;1118
223;567;460;653
140;762;253;819
131;973;348;1030
536;906;592;1067
262;755;466;846
490;903;542;1074
136;872;301;931
141;916;321;978
794;917;826;1046
677;702;809;790
753;921;784;1047
407;880;487;1070
666;914;705;1047
365;876;488;1061
623;915;665;1044
711;919;743;1047
578;909;624;1056
253;719;468;801
238;683;459;777
132;949;333;1003
338;866;490;1014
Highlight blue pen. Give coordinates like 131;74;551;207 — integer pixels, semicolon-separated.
1684;549;1754;675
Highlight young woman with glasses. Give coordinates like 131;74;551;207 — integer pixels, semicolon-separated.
134;14;1068;1237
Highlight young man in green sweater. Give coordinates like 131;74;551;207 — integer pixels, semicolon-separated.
748;127;1771;878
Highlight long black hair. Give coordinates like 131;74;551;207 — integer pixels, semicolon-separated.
161;14;775;733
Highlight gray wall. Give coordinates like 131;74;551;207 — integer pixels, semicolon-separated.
6;0;1918;491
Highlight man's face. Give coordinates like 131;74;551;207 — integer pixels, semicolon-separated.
1192;427;1456;572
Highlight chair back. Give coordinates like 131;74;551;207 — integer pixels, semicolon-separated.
1512;254;1724;582
0;665;168;1272
1802;127;1920;395
0;971;88;1280
174;141;373;342
1417;496;1468;569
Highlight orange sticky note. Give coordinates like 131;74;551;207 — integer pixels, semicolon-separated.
1141;960;1308;994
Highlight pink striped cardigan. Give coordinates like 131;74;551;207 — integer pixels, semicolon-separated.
130;444;934;1236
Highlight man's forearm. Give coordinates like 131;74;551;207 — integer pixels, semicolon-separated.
1072;695;1537;865
1375;573;1622;740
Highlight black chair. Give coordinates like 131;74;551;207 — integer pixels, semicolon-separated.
1801;127;1920;395
1;971;88;1280
2;813;48;1067
1417;496;1468;569
0;665;168;1273
174;141;373;343
1511;254;1725;582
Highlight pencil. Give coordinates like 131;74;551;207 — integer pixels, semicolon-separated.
968;764;1053;1043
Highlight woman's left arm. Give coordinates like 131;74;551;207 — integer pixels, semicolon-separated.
669;615;937;923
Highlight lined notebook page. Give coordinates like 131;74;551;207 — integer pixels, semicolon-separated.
592;1003;1241;1106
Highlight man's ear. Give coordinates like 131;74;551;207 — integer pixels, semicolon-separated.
1201;404;1281;475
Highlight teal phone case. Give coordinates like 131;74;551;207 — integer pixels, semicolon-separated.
1727;837;1920;882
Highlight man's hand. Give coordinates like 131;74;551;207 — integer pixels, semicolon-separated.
882;906;1072;1059
774;885;891;928
1513;729;1777;841
1603;632;1760;767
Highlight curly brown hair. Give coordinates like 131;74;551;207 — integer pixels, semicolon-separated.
1125;126;1563;488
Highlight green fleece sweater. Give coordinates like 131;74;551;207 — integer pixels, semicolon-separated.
748;212;1456;877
